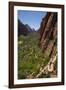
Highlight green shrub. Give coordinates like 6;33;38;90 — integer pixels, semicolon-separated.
18;33;50;79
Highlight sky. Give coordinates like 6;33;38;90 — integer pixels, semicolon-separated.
18;10;47;30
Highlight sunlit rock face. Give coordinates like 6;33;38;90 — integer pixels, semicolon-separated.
36;12;57;78
39;12;57;59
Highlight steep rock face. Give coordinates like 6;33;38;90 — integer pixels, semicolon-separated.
36;12;57;78
39;12;57;59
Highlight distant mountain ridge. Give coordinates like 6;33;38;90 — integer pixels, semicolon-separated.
18;19;35;36
25;24;36;32
25;24;32;32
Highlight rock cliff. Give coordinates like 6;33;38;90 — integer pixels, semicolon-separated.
39;12;57;59
37;12;57;78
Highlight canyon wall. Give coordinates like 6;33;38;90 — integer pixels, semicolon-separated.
39;12;57;59
37;12;57;78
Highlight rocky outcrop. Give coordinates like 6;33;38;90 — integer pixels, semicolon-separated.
39;12;57;59
37;12;57;78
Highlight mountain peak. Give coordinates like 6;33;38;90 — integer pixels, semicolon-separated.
25;24;35;32
18;19;36;36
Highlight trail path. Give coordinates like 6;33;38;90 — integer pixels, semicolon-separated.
36;54;57;78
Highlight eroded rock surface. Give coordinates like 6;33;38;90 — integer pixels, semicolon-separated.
37;12;57;78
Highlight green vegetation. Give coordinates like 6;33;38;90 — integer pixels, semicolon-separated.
18;32;50;79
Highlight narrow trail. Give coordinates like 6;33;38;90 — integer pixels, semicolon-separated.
36;54;57;78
